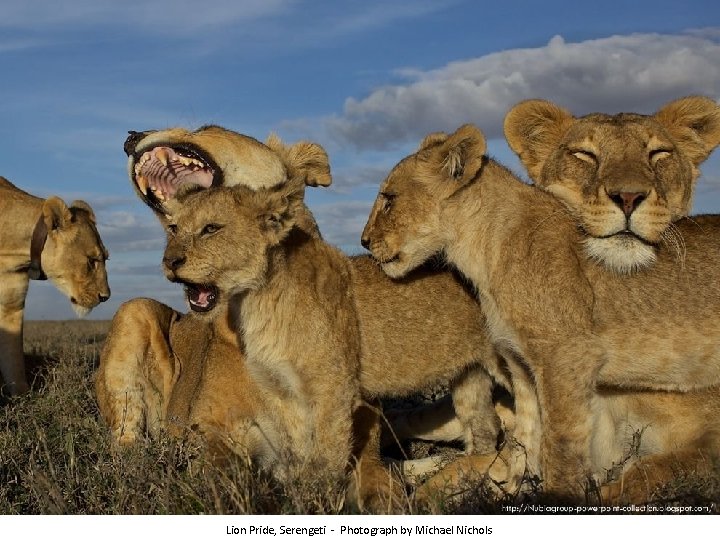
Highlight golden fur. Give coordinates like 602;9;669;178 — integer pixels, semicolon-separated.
504;96;720;273
0;177;109;395
97;127;507;509
361;123;720;500
161;181;362;482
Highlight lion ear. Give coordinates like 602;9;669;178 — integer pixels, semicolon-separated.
42;197;72;231
266;134;332;187
437;124;486;184
504;99;574;183
418;131;448;151
654;96;720;166
258;177;305;245
70;200;96;223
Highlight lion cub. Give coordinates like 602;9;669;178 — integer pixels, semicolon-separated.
361;123;720;496
162;180;361;482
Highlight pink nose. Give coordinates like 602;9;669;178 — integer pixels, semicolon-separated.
608;191;647;217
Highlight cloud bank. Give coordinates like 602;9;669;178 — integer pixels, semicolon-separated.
328;31;720;150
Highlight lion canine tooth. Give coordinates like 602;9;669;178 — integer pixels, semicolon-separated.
151;186;166;201
136;174;148;195
155;148;170;166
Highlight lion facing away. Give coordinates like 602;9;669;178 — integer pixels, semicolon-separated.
504;96;720;274
0;177;110;396
361;123;720;499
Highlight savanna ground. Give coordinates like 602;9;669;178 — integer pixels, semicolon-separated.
1;320;718;515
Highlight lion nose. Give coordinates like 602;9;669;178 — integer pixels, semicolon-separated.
163;255;186;271
360;236;370;250
608;190;647;218
99;293;110;303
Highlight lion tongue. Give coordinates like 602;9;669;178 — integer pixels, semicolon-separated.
185;284;217;312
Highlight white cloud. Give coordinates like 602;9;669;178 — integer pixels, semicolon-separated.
0;0;295;32
328;31;720;150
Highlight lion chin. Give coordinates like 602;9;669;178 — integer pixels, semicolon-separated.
583;235;657;274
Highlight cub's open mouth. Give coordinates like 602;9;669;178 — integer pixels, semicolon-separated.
131;143;221;207
183;282;220;313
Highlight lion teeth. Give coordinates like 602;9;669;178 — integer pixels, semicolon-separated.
151;187;166;201
136;174;148;195
155;148;170;166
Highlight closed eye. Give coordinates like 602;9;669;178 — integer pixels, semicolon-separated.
649;148;672;164
570;149;597;164
167;224;178;235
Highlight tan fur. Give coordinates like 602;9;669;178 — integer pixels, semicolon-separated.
0;177;110;395
361;123;720;499
504;96;720;274
160;181;361;483
98;127;510;509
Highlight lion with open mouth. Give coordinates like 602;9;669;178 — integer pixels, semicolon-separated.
97;125;509;511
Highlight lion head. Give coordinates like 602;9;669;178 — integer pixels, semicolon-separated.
124;126;331;221
361;124;487;279
161;179;305;315
37;197;110;316
504;96;720;273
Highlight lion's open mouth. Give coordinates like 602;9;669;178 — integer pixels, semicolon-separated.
132;145;218;205
183;282;220;313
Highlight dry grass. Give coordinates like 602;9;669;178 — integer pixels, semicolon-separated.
1;321;717;515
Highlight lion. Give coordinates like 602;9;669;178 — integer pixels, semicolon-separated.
361;123;720;499
504;96;720;274
0;176;110;396
160;180;364;483
97;126;507;509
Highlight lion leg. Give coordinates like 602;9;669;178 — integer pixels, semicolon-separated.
601;447;719;505
0;273;30;396
382;395;463;449
95;298;178;445
348;399;406;513
413;445;516;511
532;340;600;497
451;366;501;454
382;367;501;454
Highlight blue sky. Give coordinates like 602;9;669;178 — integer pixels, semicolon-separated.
2;0;719;319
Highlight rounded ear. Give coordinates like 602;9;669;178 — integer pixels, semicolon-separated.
266;134;332;187
257;179;305;245
439;124;487;184
70;200;96;223
504;99;574;182
42;196;72;231
417;131;448;151
654;96;720;166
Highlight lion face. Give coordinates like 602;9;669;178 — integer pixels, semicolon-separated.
505;96;720;273
124;126;331;220
162;184;301;315
40;198;110;316
362;125;486;279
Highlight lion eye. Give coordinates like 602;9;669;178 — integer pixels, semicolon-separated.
381;192;396;213
201;223;222;236
649;148;672;164
570;149;597;164
87;258;99;272
167;224;178;236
